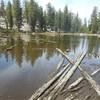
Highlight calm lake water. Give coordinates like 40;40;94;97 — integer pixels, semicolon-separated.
0;34;100;100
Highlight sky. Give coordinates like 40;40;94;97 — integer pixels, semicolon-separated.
36;0;100;21
3;0;100;21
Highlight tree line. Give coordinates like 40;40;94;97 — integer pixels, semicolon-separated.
0;0;99;34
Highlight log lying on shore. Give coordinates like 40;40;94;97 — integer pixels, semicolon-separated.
47;52;86;100
29;63;70;100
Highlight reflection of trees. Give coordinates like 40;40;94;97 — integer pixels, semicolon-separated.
87;37;100;57
14;37;24;67
4;37;15;62
56;35;71;51
88;37;96;52
70;36;81;53
94;38;100;57
87;37;96;54
7;37;15;61
24;41;43;66
1;34;100;68
2;36;24;67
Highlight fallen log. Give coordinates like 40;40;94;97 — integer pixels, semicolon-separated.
83;94;92;100
29;63;70;100
57;49;100;96
56;48;74;64
78;66;100;96
57;58;65;70
66;69;100;91
46;58;65;79
64;89;83;99
5;45;16;51
68;85;83;92
65;96;74;100
40;53;82;99
39;65;71;99
48;52;86;100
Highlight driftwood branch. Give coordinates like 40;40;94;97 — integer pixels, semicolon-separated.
66;69;100;90
29;48;100;100
57;57;65;70
5;45;16;51
39;65;71;99
78;66;100;96
56;48;74;64
58;49;100;96
29;63;70;100
48;52;86;100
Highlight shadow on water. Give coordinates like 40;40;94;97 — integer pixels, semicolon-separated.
0;34;100;100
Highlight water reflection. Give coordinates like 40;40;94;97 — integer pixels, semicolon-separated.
0;34;100;100
0;35;100;67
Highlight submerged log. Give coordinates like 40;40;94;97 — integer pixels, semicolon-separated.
29;63;70;100
57;49;100;96
39;65;71;99
78;66;100;96
48;52;86;100
84;94;91;100
66;69;100;90
57;58;65;70
56;48;74;64
5;45;16;51
68;86;83;92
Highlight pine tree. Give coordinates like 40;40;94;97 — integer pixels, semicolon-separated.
58;9;62;33
13;0;22;31
63;5;69;32
28;0;37;31
98;12;100;33
47;3;55;31
24;0;29;23
0;0;8;29
37;6;44;31
6;1;13;29
43;11;47;31
0;0;5;16
91;6;98;33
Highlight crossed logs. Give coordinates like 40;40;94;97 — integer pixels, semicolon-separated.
29;48;100;100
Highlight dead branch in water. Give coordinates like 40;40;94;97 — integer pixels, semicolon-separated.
78;66;100;96
39;65;71;99
61;68;100;94
29;63;70;100
56;48;74;64
47;52;86;100
5;45;16;51
57;48;100;97
57;57;65;70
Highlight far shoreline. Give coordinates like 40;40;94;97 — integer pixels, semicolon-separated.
35;32;100;38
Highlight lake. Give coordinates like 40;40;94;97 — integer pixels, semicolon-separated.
0;34;100;100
